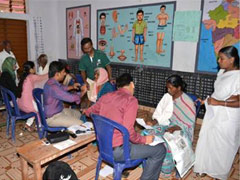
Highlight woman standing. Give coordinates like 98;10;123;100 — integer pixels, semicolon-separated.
194;46;240;180
18;61;48;131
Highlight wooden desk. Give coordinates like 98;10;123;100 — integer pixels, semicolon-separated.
16;133;96;180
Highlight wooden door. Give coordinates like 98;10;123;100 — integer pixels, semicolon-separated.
0;18;28;72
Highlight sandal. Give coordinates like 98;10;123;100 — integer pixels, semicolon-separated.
23;124;36;132
196;173;207;177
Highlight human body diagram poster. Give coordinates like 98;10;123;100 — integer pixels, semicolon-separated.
196;0;240;73
66;5;91;59
97;2;176;68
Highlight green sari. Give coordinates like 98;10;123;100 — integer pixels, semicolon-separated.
2;57;17;81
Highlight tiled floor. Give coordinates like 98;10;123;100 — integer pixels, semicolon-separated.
0;111;239;180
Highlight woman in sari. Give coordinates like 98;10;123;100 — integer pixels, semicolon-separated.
194;46;240;180
146;74;196;178
0;57;20;98
88;67;116;103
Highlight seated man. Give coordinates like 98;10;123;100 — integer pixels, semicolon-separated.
44;61;87;127
84;73;166;180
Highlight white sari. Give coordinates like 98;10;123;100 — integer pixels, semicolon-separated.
194;69;240;180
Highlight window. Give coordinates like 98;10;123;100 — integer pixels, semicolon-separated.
0;0;26;14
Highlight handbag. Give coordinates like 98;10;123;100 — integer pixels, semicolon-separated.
46;131;69;144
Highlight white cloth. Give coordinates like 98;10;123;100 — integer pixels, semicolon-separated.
38;62;49;75
0;49;19;84
194;69;240;180
35;63;49;88
152;93;173;125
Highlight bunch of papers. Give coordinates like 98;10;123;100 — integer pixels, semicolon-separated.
68;122;94;136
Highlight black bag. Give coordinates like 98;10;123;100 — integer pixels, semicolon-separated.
43;161;78;180
46;131;69;144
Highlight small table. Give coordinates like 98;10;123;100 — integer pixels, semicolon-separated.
16;133;96;180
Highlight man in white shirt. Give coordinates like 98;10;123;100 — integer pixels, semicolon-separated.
0;40;19;84
37;54;49;75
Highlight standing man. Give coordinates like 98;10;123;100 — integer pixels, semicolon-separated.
0;40;19;84
84;73;166;180
132;9;147;62
79;37;112;84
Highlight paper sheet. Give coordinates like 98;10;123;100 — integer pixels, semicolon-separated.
53;139;76;150
136;118;153;129
68;122;94;136
149;136;165;146
99;165;113;177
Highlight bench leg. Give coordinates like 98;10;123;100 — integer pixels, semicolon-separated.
33;163;42;180
20;157;28;180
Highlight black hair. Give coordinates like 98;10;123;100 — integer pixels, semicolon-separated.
136;9;144;15
160;5;166;9
18;61;35;98
43;161;78;180
81;37;93;53
116;73;133;88
48;61;65;78
166;74;187;92
99;12;106;19
81;37;93;47
219;46;239;68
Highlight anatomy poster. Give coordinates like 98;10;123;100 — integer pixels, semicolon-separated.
66;5;91;59
97;2;176;68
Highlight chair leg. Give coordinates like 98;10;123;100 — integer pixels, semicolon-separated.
113;165;123;180
38;127;44;139
95;158;102;180
11;118;16;142
6;115;10;137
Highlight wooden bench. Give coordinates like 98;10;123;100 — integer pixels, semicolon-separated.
16;133;96;180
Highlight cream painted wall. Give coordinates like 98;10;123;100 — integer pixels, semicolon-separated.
0;0;202;72
57;0;202;72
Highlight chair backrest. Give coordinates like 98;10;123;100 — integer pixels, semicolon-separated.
91;114;131;164
0;85;21;117
186;93;201;116
75;74;84;85
32;88;49;128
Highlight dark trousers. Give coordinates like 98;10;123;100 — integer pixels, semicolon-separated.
113;143;166;180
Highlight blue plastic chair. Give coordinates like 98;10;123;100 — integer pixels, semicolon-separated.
0;85;37;142
91;114;145;180
33;88;67;139
187;93;201;116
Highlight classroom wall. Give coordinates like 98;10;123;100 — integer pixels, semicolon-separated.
0;0;202;72
57;0;202;72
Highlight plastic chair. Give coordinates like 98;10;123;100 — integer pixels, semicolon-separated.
187;93;201;116
91;113;145;180
33;88;67;139
0;85;37;142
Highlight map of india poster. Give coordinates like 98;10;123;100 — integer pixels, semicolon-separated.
196;0;239;73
